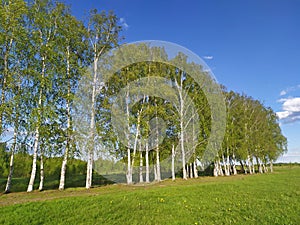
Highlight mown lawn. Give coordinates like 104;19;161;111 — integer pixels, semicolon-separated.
0;166;299;225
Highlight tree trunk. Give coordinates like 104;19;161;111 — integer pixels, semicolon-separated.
155;108;161;182
0;74;6;134
222;154;230;176
126;88;132;184
189;163;193;178
86;56;98;189
156;148;161;181
259;161;263;173
145;142;149;183
227;155;231;175
193;160;198;178
139;144;143;183
174;76;187;180
171;144;175;181
5;125;18;193
154;162;157;181
59;149;68;190
27;124;40;192
126;146;132;184
59;46;71;190
252;159;255;174
232;153;237;175
39;152;44;191
256;157;263;174
270;160;273;173
213;161;218;177
218;159;224;176
27;55;45;192
247;155;252;175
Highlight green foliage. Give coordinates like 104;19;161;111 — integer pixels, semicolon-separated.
0;143;9;177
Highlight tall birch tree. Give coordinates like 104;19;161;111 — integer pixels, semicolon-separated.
85;10;121;188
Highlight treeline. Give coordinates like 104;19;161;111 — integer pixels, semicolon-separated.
215;90;287;176
0;0;287;193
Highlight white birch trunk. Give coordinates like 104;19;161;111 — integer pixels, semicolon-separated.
0;73;6;133
126;146;132;184
39;152;44;191
259;162;263;173
174;75;187;180
193;160;198;178
59;148;68;190
27;54;46;192
156;149;161;181
189;163;193;178
226;155;231;175
139;144;143;183
145;142;149;183
222;154;229;176
86;55;98;189
247;155;252;175
171;144;175;181
126;88;132;184
185;165;188;178
263;163;268;173
59;47;71;190
5;125;18;193
232;153;237;175
155;107;161;182
154;163;157;181
218;159;224;176
213;161;218;177
257;157;263;174
270;160;273;173
27;125;39;192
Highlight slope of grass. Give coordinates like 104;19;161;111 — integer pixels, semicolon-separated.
0;166;299;225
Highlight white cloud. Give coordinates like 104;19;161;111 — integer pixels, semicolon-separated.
203;55;213;60
120;17;129;30
277;97;300;123
282;97;300;112
276;111;292;119
280;90;287;96
279;84;300;96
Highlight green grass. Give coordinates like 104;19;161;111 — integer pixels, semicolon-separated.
0;166;299;225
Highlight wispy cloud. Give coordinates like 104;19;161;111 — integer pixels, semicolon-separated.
279;84;300;96
276;148;300;162
120;17;129;30
277;97;300;123
203;55;213;60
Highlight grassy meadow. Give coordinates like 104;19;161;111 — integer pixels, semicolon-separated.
0;165;299;225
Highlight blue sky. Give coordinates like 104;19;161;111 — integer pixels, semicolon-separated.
64;0;300;162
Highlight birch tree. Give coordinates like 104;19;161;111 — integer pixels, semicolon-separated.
26;0;62;192
0;0;27;193
85;10;121;188
56;4;86;190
